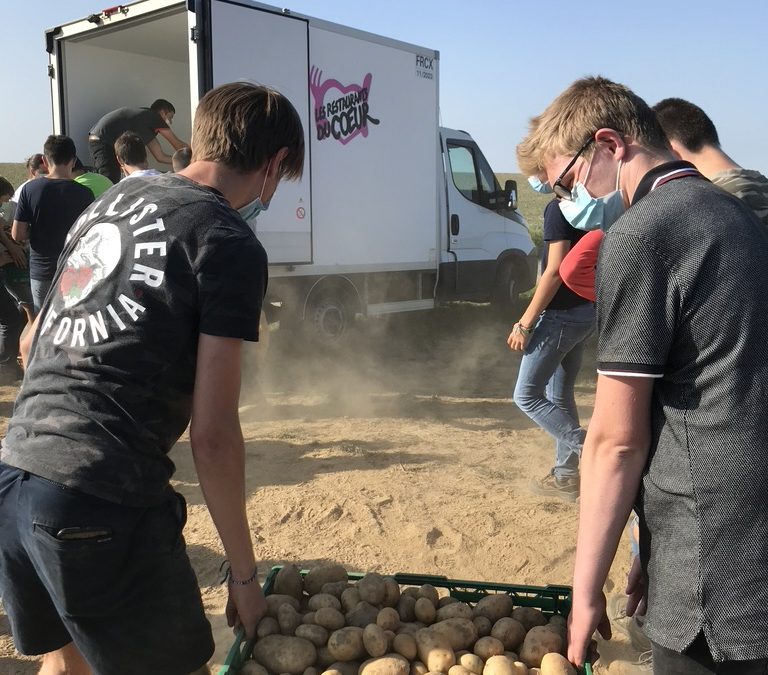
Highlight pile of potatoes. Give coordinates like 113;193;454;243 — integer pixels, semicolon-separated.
239;564;577;675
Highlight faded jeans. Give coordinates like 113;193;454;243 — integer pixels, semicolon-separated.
513;303;595;479
30;277;52;316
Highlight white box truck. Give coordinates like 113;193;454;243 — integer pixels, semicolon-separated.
46;0;537;343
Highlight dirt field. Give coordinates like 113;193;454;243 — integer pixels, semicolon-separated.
0;306;645;674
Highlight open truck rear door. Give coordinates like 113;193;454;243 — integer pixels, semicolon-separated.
192;0;312;264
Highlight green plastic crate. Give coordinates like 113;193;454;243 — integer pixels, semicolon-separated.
219;566;591;675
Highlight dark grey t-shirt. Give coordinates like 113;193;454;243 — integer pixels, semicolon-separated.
596;168;768;660
2;174;267;507
90;107;168;145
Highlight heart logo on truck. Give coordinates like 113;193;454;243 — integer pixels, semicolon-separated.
310;66;380;145
59;222;122;308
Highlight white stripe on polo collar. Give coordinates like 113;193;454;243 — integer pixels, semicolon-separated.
650;167;701;191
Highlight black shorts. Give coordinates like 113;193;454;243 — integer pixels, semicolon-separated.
0;462;214;674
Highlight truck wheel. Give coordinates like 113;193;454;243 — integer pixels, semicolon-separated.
307;294;354;346
491;264;522;317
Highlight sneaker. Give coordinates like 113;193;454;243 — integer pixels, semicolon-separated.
529;473;579;501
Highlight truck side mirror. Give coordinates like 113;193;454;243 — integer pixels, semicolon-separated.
505;179;518;210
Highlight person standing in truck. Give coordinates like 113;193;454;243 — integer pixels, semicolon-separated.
88;98;188;183
0;82;305;675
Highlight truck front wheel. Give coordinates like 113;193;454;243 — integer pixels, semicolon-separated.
491;262;522;318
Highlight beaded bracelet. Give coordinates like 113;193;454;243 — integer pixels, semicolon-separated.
514;322;533;336
219;560;259;586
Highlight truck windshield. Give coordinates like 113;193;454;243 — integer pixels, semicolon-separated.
447;142;503;209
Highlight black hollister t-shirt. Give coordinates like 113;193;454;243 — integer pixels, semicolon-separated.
2;174;267;506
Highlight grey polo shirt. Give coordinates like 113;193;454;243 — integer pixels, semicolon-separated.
596;162;768;661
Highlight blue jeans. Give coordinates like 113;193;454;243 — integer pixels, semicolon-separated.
30;277;52;316
513;303;595;478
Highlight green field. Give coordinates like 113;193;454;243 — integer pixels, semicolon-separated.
0;163;27;190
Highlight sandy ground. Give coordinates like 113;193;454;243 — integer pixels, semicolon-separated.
0;306;647;674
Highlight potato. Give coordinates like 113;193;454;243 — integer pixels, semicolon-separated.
347;601;381;628
342;588;363;613
397;595;418;622
519;627;564;669
257;616;280;638
309;593;342;612
418;584;439;607
539;653;575;675
364;624;390;658
548;615;566;628
274;564;304;600
414;597;437;624
473;636;505;660
410;662;428;675
295;624;330;647
415;628;456;673
317;648;337;668
393;633;418;661
503;653;519;662
459;653;484;675
240;662;269;675
358;573;387;606
378;607;401;631
382;577;401;608
436;602;473;622
327;627;367;661
483;655;515;675
491;618;526;651
279;604;303;635
511;608;547;632
438;596;460;609
449;666;474;675
252;635;317;675
431;618;478;651
360;654;411;675
384;630;397;651
315;607;346;631
473;595;514;623
304;668;319;675
402;587;421;600
305;564;349;596
322;580;351;598
266;594;301;617
472;616;492;637
302;612;315;625
322;663;360;675
396;622;425;636
510;664;529;675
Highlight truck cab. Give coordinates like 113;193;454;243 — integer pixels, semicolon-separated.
439;128;537;311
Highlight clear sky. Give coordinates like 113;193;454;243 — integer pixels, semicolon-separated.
3;0;767;174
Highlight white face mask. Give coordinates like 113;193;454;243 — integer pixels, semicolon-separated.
558;159;625;231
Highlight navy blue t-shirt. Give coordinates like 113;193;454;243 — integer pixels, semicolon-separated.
541;199;589;309
15;177;94;281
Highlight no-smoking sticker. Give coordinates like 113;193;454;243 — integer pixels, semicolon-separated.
296;207;306;219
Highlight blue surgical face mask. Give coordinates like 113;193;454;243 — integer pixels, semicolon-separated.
528;175;553;194
238;196;269;224
558;160;625;231
238;165;272;224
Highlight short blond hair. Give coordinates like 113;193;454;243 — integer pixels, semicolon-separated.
517;76;669;177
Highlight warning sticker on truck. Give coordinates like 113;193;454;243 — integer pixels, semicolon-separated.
415;54;435;80
310;66;381;145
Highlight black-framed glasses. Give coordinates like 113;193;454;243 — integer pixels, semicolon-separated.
552;136;595;200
